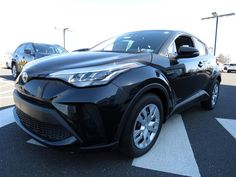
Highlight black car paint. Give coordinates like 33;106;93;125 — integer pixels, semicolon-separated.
13;30;221;149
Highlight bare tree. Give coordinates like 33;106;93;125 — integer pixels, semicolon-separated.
217;53;231;64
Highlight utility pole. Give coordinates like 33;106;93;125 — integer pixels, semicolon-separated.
54;27;71;49
201;12;235;56
63;28;69;49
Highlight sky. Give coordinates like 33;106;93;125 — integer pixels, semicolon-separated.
0;0;235;61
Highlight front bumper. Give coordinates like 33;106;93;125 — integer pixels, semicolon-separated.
13;90;79;146
13;78;129;148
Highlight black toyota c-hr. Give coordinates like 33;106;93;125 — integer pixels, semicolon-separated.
13;30;221;157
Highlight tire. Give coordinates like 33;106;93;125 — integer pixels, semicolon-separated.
12;63;19;79
120;93;164;157
201;80;220;110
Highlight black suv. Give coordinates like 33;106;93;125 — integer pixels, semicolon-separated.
11;42;67;78
13;30;221;157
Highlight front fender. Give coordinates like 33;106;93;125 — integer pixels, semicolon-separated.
112;66;173;140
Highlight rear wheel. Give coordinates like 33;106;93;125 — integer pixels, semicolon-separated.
120;93;164;157
201;80;220;110
12;63;19;79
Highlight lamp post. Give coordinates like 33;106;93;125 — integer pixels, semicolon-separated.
63;28;69;49
54;27;71;49
201;12;235;56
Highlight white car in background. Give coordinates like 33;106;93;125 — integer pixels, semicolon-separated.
227;63;236;73
223;64;229;72
2;55;12;69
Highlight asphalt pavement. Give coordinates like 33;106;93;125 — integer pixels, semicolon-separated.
0;67;235;177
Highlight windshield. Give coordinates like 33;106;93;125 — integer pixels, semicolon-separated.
34;44;67;55
91;30;172;53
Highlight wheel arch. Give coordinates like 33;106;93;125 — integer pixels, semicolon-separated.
116;83;172;141
216;75;221;83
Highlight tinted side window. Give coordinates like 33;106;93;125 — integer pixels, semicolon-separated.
34;44;57;54
15;44;25;55
55;45;67;54
194;38;206;56
25;44;34;53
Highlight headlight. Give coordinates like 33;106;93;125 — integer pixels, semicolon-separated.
48;62;143;87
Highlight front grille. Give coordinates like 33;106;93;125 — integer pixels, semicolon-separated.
16;108;71;142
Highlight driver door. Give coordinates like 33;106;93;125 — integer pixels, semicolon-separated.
166;35;207;103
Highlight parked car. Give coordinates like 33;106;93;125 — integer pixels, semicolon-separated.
13;30;221;157
11;43;67;79
227;63;236;72
223;64;229;72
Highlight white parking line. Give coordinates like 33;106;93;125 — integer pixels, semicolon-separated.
0;107;47;148
0;89;14;95
0;107;15;128
132;114;201;177
0;96;13;99
0;82;14;88
0;78;9;83
216;118;236;139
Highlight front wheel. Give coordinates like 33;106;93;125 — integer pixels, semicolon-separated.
201;80;220;110
120;93;164;157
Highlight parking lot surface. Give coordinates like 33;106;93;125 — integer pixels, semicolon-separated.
0;68;236;177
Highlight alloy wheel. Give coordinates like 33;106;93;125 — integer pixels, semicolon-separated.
12;65;17;78
211;83;219;106
133;104;160;149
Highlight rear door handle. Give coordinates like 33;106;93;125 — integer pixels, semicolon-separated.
198;61;203;68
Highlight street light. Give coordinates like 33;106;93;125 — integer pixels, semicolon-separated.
63;28;69;49
54;27;71;49
201;12;235;56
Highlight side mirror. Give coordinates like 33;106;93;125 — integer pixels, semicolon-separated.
177;46;199;58
24;49;32;55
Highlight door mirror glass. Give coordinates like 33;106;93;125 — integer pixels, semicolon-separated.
177;46;199;58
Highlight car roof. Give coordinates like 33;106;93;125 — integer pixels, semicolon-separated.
124;29;190;35
21;42;57;46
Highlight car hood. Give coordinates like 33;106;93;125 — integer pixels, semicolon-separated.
23;52;152;77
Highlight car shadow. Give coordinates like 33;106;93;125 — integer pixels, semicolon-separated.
0;74;14;81
0;105;14;111
0;124;135;177
182;84;236;120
